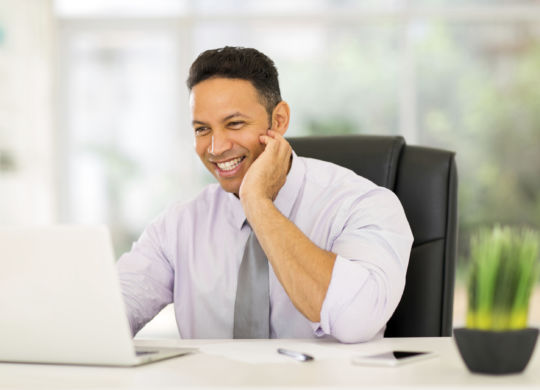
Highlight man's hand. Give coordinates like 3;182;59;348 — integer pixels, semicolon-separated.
239;130;292;205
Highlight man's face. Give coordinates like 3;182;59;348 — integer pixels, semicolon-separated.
190;77;270;195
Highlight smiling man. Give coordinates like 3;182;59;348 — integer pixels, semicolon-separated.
117;47;413;343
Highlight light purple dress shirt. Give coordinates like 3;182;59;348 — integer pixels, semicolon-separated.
117;152;413;343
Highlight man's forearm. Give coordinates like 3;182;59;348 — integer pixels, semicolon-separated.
242;196;336;322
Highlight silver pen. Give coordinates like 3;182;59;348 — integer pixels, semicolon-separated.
277;348;314;362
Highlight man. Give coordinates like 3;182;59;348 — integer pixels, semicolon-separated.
117;46;413;343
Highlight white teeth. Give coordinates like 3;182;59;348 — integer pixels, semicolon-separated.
217;157;243;171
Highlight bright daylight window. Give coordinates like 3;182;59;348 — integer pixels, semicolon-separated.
53;0;540;327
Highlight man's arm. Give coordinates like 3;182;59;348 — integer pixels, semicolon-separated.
240;131;413;343
243;197;336;322
116;218;174;336
239;130;336;322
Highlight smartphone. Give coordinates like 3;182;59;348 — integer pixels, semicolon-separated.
351;350;437;367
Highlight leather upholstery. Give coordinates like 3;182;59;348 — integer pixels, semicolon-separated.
288;135;457;337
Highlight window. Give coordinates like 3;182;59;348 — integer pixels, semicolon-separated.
54;1;540;329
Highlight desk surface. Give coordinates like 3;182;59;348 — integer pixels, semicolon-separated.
0;337;538;389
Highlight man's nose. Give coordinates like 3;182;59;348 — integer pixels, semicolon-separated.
208;131;232;156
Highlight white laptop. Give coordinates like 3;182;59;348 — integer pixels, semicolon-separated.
0;225;195;366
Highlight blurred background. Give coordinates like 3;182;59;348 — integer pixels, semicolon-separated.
1;0;539;336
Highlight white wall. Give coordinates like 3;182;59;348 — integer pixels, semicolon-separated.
0;0;56;225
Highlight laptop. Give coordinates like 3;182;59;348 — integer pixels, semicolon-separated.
0;225;195;366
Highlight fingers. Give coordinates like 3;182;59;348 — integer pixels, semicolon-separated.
259;129;280;143
259;130;291;156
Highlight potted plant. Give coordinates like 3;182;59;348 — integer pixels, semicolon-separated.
454;226;539;375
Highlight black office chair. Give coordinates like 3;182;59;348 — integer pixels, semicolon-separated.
288;135;457;337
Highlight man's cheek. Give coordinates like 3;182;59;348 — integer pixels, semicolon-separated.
252;146;266;163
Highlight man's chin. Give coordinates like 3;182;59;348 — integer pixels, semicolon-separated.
216;179;241;197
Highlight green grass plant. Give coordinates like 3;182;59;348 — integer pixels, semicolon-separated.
466;226;540;330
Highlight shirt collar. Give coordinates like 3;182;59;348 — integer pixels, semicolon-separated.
224;191;246;230
224;150;305;230
274;150;304;221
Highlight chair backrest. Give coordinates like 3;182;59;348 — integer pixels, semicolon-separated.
288;134;457;337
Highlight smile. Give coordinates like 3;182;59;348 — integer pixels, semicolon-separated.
216;156;245;172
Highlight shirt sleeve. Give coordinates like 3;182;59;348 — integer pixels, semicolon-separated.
316;187;413;343
116;216;174;336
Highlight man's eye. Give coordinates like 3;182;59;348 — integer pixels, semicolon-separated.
228;121;244;129
195;127;210;135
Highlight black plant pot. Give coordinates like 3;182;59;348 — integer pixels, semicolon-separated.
454;327;538;375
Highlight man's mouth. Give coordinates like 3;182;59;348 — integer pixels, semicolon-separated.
215;156;246;172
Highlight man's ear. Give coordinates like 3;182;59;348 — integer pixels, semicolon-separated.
271;101;290;136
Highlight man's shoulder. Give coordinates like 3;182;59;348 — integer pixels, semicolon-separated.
298;156;376;192
146;184;225;230
295;156;408;234
161;183;224;218
295;155;404;213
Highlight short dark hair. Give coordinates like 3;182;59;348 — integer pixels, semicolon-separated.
187;46;282;122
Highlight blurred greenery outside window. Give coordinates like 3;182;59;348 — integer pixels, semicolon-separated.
57;4;540;288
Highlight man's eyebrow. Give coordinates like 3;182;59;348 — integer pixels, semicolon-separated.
192;112;251;126
222;112;250;122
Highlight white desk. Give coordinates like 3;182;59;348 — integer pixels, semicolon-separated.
0;337;538;389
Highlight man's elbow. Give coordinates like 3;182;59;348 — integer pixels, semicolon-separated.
330;310;387;343
327;281;403;343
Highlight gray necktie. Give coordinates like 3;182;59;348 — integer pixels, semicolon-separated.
233;230;270;338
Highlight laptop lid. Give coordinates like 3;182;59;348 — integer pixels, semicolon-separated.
0;225;141;366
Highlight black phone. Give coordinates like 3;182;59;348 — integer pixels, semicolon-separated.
351;350;437;366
